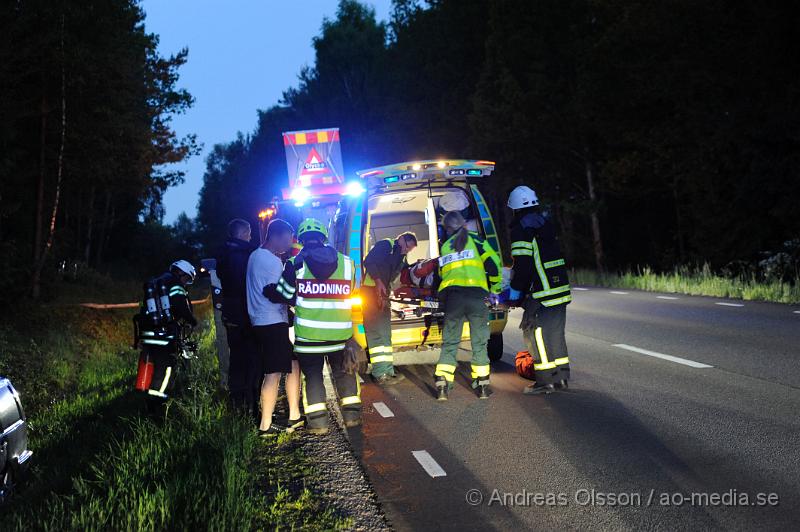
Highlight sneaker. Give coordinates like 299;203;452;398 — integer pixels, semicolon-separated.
258;423;286;437
435;376;449;401
523;383;556;395
373;373;406;386
286;417;305;433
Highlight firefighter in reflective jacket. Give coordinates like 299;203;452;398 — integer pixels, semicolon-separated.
272;219;361;434
139;260;198;401
507;185;571;395
434;211;502;400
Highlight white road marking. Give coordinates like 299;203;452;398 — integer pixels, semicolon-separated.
412;450;447;478
794;310;800;314
373;402;395;418
573;287;590;291
610;291;629;295
715;302;744;307
656;296;680;300
613;343;713;369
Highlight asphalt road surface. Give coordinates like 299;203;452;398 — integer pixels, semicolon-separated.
344;288;800;531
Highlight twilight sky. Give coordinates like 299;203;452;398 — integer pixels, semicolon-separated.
140;0;393;222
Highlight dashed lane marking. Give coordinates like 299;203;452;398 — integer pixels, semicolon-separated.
613;343;714;369
656;296;680;300
794;310;800;314
373;402;395;418
573;287;590;291
412;450;447;478
715;302;744;307
610;291;629;295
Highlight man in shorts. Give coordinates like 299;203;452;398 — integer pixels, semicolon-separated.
246;219;303;435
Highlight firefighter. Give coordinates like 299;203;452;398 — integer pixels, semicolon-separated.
507;185;571;395
434;211;502;400
362;232;417;385
139;260;198;402
270;218;361;434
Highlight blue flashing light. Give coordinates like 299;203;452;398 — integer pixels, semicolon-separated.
384;176;400;184
466;169;483;176
345;181;366;196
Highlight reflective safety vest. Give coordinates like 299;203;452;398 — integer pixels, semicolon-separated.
294;253;355;354
438;233;491;292
511;236;571;307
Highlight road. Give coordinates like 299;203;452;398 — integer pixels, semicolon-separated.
343;288;800;531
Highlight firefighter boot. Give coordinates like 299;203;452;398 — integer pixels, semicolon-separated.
342;405;362;428
306;412;330;435
435;376;449;401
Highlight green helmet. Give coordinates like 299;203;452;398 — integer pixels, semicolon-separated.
297;218;328;242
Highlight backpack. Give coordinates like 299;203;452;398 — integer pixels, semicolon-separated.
515;350;536;380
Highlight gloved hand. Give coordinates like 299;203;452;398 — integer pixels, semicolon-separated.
487;293;501;307
506;287;523;307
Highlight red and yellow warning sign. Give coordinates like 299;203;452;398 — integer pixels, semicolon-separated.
283;128;344;191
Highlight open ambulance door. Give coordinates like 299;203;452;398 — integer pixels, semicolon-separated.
470;184;506;360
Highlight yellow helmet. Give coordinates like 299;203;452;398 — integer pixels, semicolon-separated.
297;218;328;242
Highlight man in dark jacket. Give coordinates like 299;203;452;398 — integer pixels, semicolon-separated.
362;233;417;384
216;218;258;413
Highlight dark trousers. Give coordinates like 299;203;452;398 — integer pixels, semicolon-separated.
521;301;570;385
143;344;176;400
226;323;259;413
297;350;361;429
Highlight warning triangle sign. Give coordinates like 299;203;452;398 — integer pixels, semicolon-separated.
302;147;327;174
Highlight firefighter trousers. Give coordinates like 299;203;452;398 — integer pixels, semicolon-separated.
521;300;570;385
362;286;395;378
297;349;362;429
142;344;177;400
435;287;491;387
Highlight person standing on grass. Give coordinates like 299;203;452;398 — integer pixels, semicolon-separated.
246;219;303;435
216;219;257;414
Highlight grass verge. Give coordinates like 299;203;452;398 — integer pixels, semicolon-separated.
2;291;348;530
571;265;800;304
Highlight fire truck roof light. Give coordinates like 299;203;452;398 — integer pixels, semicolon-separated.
291;187;311;202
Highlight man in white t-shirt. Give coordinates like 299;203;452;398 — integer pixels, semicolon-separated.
246;219;302;435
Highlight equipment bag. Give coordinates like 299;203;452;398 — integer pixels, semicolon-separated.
515;350;536;380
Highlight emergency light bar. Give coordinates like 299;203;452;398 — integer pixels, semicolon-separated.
359;159;496;188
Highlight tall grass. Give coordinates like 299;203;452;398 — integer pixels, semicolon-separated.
3;293;349;530
572;265;800;304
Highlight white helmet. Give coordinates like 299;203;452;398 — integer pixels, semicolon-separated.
171;260;196;284
507;185;539;209
439;190;470;212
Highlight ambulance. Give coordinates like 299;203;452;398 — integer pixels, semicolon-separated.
328;159;509;365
